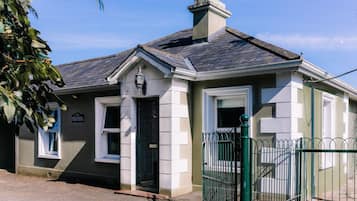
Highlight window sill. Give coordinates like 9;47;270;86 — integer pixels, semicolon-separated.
95;156;120;164
38;154;61;160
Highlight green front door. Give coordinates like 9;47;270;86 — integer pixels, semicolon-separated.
136;97;159;193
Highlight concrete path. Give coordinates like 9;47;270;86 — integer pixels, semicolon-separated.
0;170;201;201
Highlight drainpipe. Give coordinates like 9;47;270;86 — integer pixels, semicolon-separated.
310;83;315;198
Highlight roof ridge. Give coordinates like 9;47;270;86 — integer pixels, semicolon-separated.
141;45;185;59
144;28;192;46
55;53;119;67
226;27;301;60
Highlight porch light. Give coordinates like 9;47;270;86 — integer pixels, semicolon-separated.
135;65;145;90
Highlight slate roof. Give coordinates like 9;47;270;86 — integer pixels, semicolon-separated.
55;27;301;92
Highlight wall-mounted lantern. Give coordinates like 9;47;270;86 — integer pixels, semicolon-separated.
135;65;146;92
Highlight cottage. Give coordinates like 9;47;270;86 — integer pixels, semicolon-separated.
1;0;356;198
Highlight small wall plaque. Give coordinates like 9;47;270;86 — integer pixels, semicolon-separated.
71;112;85;123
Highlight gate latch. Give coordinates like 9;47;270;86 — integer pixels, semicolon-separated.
149;144;158;149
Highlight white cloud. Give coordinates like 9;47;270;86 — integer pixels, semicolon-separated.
45;33;137;50
256;33;357;51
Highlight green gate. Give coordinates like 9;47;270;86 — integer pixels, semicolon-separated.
202;115;250;201
297;138;357;201
202;115;357;201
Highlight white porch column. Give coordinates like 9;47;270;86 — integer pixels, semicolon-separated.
159;79;192;197
120;96;137;190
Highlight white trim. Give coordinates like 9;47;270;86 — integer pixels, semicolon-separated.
95;96;121;164
106;49;173;84
195;60;301;81
300;60;357;100
38;104;62;160
202;86;253;136
202;86;253;172
320;92;336;169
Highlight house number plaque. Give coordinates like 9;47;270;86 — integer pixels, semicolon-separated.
71;112;85;123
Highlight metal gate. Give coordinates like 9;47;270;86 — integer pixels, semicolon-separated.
202;115;250;201
202;130;240;201
202;115;357;201
297;138;357;201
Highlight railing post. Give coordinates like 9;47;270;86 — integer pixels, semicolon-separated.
240;114;251;201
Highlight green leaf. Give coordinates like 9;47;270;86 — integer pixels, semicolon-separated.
3;101;16;122
0;21;4;33
31;40;46;48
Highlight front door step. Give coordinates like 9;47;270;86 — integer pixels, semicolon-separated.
115;190;169;200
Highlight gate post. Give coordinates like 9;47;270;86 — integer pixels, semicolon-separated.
240;114;251;201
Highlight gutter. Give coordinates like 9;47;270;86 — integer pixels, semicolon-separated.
54;84;119;95
173;58;357;100
300;60;357;100
172;59;303;81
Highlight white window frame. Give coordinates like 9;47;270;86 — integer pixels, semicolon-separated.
38;103;62;160
202;86;253;172
95;96;121;164
320;92;336;169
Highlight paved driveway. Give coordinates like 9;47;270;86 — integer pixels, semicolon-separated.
0;170;142;201
0;170;201;201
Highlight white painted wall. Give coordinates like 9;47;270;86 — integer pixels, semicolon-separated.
260;72;304;196
119;61;192;196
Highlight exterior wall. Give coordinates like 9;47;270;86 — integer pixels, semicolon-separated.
299;83;350;196
191;74;276;188
299;86;347;139
259;72;303;195
18;90;120;187
119;62;192;197
350;100;357;138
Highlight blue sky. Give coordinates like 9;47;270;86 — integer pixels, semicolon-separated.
30;0;357;87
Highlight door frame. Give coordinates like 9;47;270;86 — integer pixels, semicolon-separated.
135;97;160;193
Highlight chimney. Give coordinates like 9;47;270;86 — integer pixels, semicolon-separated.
188;0;232;41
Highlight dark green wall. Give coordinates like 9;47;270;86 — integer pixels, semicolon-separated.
18;90;120;187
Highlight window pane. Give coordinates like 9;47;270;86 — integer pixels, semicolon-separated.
48;132;58;153
104;106;120;128
217;107;245;128
217;97;245;108
217;133;240;161
107;132;120;155
49;110;59;131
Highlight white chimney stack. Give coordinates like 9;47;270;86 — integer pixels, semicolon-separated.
189;0;232;41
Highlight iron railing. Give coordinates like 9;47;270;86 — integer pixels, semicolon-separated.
202;114;357;201
202;130;240;201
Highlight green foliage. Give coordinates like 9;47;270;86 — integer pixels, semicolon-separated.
0;0;65;133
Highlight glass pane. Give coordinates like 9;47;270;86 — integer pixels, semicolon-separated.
217;97;245;108
107;132;120;155
104;106;120;128
217;107;245;128
49;110;59;130
48;132;58;153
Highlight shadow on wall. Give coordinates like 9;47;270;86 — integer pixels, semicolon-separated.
20;90;120;189
0;122;15;172
55;91;120;189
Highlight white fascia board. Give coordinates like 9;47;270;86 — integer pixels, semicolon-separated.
106;49;174;85
106;51;140;84
135;51;173;76
299;60;357;100
193;59;302;81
